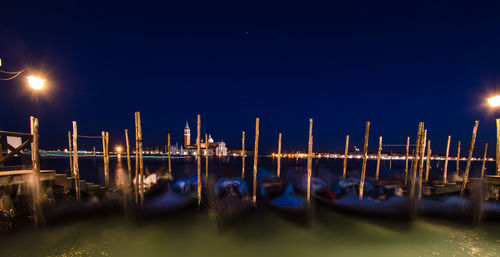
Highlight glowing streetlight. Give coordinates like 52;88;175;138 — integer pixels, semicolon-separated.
488;95;500;107
27;75;45;90
116;146;122;153
1;59;46;90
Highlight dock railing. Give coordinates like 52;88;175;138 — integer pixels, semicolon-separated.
0;130;34;172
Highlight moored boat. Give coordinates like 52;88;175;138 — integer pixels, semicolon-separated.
293;176;411;221
140;177;200;218
214;177;251;221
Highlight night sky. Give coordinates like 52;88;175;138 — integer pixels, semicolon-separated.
1;1;500;155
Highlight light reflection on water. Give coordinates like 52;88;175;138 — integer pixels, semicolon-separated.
113;156;129;188
0;212;498;257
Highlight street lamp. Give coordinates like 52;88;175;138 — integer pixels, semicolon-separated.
26;75;45;90
1;59;46;91
488;95;500;107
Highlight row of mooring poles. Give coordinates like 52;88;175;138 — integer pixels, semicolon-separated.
63;113;492;214
347;119;487;197
249;118;314;205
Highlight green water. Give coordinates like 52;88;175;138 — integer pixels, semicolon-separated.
1;210;498;257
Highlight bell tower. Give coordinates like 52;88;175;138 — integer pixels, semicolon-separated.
184;121;191;147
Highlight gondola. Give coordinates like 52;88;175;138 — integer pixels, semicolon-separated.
132;173;168;198
214;177;251;221
293;176;411;221
257;171;308;223
420;195;500;223
140;177;200;218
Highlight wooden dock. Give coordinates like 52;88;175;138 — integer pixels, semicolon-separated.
0;170;56;186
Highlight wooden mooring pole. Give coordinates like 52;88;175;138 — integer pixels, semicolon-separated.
125;129;132;183
375;136;382;180
409;122;424;200
168;133;171;176
306;118;313;205
456;140;461;177
252;118;260;205
425;140;431;182
497;119;500;175
72;121;80;201
241;131;245;179
417;129;427;199
443;135;451;184
197;114;201;207
102;131;110;188
461;121;479;196
205;133;208;178
277;133;282;178
481;143;488;178
0;134;2;161
106;132;110;185
134;113;139;204
138;114;144;204
359;121;370;200
389;151;393;170
405;136;410;185
135;112;144;204
68;131;73;175
343;135;349;179
30;117;41;225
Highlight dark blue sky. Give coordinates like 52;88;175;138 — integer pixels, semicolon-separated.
1;1;500;154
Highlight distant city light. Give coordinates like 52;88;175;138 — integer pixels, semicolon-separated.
27;75;45;90
488;95;500;107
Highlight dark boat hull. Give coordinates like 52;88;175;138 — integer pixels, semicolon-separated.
140;187;197;219
214;177;252;224
293;176;410;221
216;196;252;221
324;195;411;221
258;177;308;224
